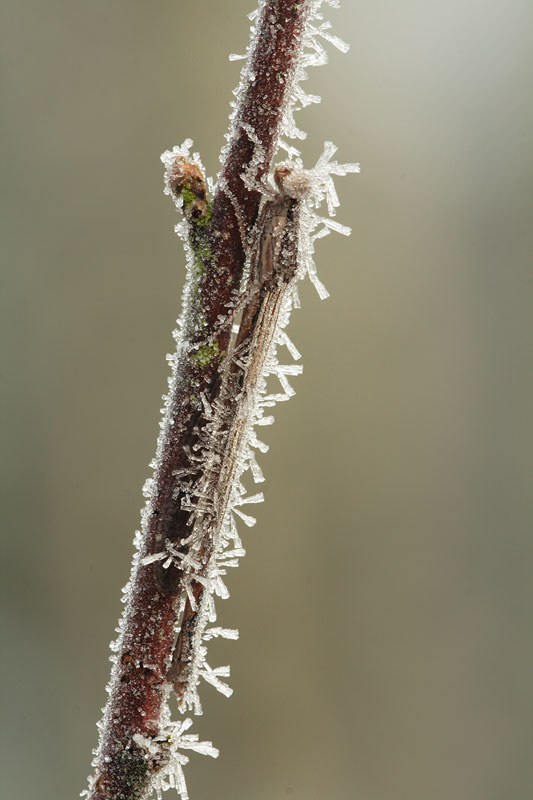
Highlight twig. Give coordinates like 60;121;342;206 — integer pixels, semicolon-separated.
84;3;358;799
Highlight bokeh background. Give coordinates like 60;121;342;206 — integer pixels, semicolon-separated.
2;1;533;798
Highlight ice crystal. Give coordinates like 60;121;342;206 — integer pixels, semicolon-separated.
150;717;219;800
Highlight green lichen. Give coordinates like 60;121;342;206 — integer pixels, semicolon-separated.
192;240;213;277
191;341;220;368
180;187;214;281
181;186;196;210
180;185;213;228
113;746;151;800
194;199;213;228
175;181;216;334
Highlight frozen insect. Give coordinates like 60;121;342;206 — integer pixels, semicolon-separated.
166;163;311;706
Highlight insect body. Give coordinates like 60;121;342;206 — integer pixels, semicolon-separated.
166;166;308;708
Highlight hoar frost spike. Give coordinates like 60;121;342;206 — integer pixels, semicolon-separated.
84;3;358;800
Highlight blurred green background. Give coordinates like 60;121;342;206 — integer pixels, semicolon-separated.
2;1;533;798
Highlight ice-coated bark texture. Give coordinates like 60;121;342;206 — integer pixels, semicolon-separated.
84;3;358;799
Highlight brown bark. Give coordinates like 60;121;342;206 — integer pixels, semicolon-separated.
88;3;312;798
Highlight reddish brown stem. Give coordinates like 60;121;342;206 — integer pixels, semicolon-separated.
88;3;311;799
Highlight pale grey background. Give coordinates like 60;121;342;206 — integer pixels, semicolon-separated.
2;1;533;798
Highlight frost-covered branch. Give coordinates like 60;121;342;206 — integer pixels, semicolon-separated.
84;3;358;800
